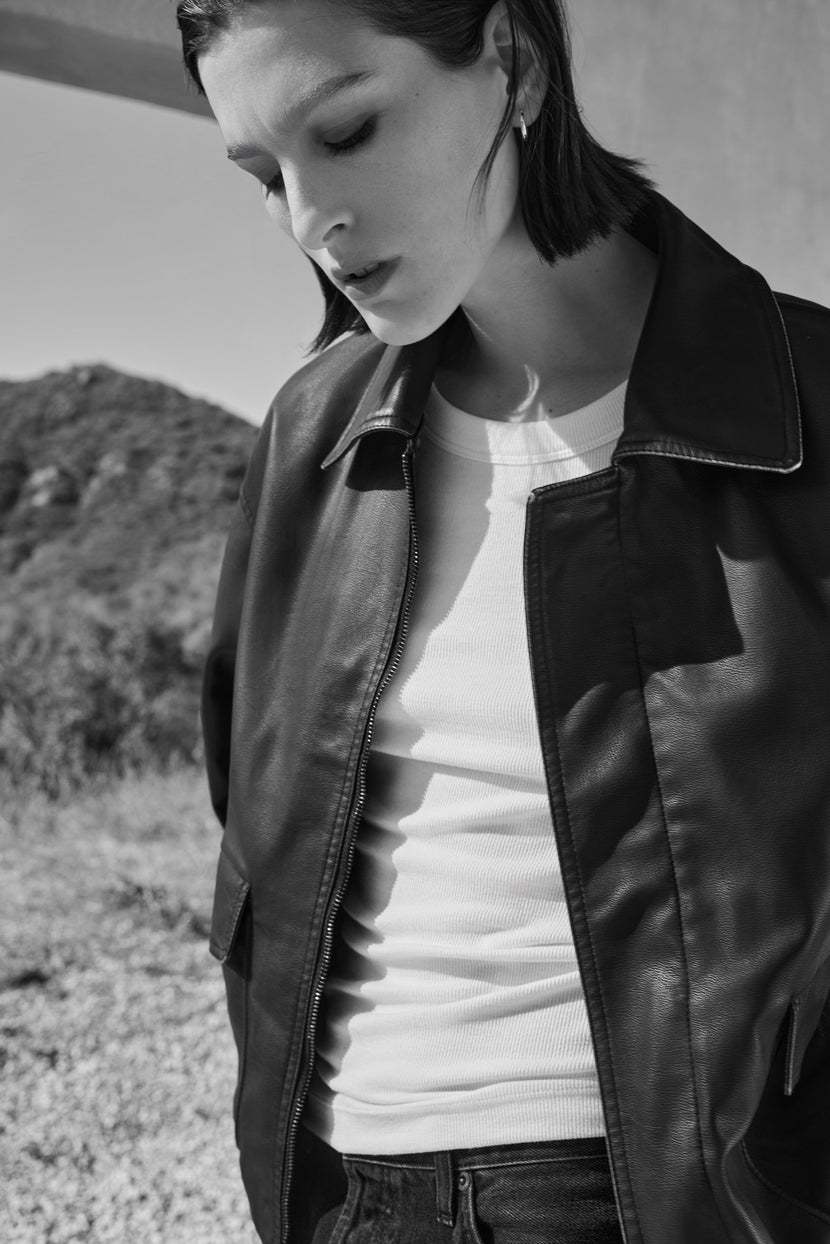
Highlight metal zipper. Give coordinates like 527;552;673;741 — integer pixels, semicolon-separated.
280;439;419;1243
524;486;630;1244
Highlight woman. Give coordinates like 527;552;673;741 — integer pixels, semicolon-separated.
176;2;830;1242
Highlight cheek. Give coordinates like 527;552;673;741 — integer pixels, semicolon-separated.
482;139;522;231
404;122;515;260
367;97;481;232
378;142;477;256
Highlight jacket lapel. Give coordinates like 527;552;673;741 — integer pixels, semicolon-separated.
616;192;802;473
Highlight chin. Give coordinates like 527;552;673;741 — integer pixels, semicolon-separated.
360;302;457;348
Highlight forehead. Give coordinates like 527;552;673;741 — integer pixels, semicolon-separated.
220;0;381;68
199;2;406;140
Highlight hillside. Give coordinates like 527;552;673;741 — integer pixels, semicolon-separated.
0;364;257;797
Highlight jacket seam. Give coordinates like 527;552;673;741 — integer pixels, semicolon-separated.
324;420;418;468
613;443;795;471
524;498;639;1241
532;471;618;501
774;289;829;316
761;277;806;467
770;294;804;470
614;472;734;1241
354;415;401;434
238;486;255;530
740;1140;830;1226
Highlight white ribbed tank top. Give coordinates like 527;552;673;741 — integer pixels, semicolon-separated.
303;380;627;1154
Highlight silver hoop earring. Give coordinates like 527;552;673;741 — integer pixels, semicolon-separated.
519;111;528;143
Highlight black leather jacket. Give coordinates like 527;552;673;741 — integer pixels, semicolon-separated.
202;193;830;1244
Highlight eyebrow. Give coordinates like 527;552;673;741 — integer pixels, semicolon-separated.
225;70;377;162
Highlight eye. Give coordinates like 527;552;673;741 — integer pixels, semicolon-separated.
263;170;285;199
262;117;376;200
324;117;376;156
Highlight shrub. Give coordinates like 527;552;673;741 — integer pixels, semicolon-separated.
0;594;204;801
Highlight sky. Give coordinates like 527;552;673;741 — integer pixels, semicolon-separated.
1;69;322;425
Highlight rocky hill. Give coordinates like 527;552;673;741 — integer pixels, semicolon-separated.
0;364;258;797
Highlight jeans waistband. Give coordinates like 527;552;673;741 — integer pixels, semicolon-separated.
343;1134;609;1172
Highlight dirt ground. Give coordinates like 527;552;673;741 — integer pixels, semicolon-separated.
0;769;260;1244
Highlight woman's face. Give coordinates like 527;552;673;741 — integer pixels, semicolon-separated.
198;1;525;345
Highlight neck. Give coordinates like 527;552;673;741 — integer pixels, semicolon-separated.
436;225;658;422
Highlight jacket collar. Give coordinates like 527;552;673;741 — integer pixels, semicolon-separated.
320;326;444;469
322;192;802;473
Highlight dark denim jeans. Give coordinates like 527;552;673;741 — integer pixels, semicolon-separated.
311;1136;625;1244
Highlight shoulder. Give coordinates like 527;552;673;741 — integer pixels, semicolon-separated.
775;289;830;356
271;329;386;421
774;291;830;409
239;329;385;518
770;291;830;484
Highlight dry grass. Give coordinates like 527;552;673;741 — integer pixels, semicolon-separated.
0;769;259;1244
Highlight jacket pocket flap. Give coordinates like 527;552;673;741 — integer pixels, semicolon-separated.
785;953;830;1096
209;847;251;964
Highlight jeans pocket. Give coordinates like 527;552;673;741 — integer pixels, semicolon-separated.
467;1154;624;1244
312;1165;363;1244
311;1205;345;1244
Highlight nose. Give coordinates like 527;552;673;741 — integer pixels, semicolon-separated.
282;167;354;253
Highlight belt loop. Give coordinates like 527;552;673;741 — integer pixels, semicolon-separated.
434;1150;456;1227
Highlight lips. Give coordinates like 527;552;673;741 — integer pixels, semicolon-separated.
347;262;381;280
330;258;399;301
330;259;383;283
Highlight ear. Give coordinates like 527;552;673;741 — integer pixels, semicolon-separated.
483;1;547;128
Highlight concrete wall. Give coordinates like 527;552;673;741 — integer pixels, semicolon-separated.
0;0;209;116
1;0;828;300
572;0;830;300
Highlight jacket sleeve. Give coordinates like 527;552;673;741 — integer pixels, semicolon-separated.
201;406;274;829
201;497;253;829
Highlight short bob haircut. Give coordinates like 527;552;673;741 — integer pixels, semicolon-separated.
177;0;654;352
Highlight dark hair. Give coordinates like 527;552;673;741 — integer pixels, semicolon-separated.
176;0;654;352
